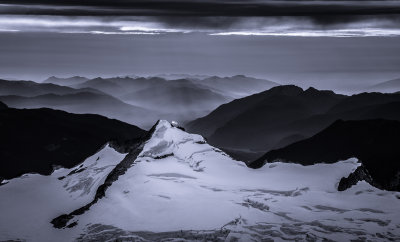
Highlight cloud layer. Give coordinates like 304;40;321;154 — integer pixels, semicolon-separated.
1;1;400;18
1;1;400;36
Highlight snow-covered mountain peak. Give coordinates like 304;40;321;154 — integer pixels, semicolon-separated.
137;120;241;173
1;122;400;241
140;119;206;159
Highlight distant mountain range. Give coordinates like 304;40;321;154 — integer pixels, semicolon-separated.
120;79;231;122
187;85;400;160
0;75;278;128
249;119;400;192
1;75;271;126
71;75;277;122
0;102;145;180
43;76;89;86
0;78;163;127
368;78;400;93
196;75;278;98
0;79;100;97
152;74;210;81
72;76;162;96
68;75;277;99
0;91;157;129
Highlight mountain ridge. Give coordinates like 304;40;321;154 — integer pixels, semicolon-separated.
43;76;89;86
0;106;146;180
187;85;400;160
249;119;400;191
0;91;157;128
368;77;400;93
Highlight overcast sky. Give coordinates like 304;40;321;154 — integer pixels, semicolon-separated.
0;0;400;91
1;0;400;36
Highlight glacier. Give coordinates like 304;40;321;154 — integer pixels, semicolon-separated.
0;120;399;241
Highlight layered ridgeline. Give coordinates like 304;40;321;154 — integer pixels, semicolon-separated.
72;75;277;123
0;79;157;129
74;76;232;123
73;75;278;100
249;119;400;192
0;75;277;128
0;78;101;97
43;76;89;86
368;77;400;93
1;120;399;241
119;79;231;122
187;85;400;160
0;92;157;129
0;103;145;180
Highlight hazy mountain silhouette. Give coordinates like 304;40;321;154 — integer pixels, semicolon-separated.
0;106;145;180
368;78;400;93
0;92;157;129
43;76;89;86
74;77;166;97
195;75;278;98
187;86;400;160
3;76;256;127
0;79;101;97
152;74;210;81
121;79;229;107
75;76;240;123
188;85;304;138
76;75;277;101
121;79;231;122
249;119;400;191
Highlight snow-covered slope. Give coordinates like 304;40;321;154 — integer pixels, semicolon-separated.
1;120;399;241
0;144;126;241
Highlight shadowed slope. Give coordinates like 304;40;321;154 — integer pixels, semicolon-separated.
250;119;400;191
0;107;145;180
188;86;400;160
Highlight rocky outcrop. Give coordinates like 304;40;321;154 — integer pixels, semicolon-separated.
338;164;374;191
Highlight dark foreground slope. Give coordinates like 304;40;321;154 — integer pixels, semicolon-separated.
187;86;400;160
249;119;400;191
0;103;145;180
187;86;345;154
0;101;7;110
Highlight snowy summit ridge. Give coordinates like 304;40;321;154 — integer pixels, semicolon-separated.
0;120;400;241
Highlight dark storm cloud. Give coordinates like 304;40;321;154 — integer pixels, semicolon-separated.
1;1;400;16
0;1;400;36
1;1;400;20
